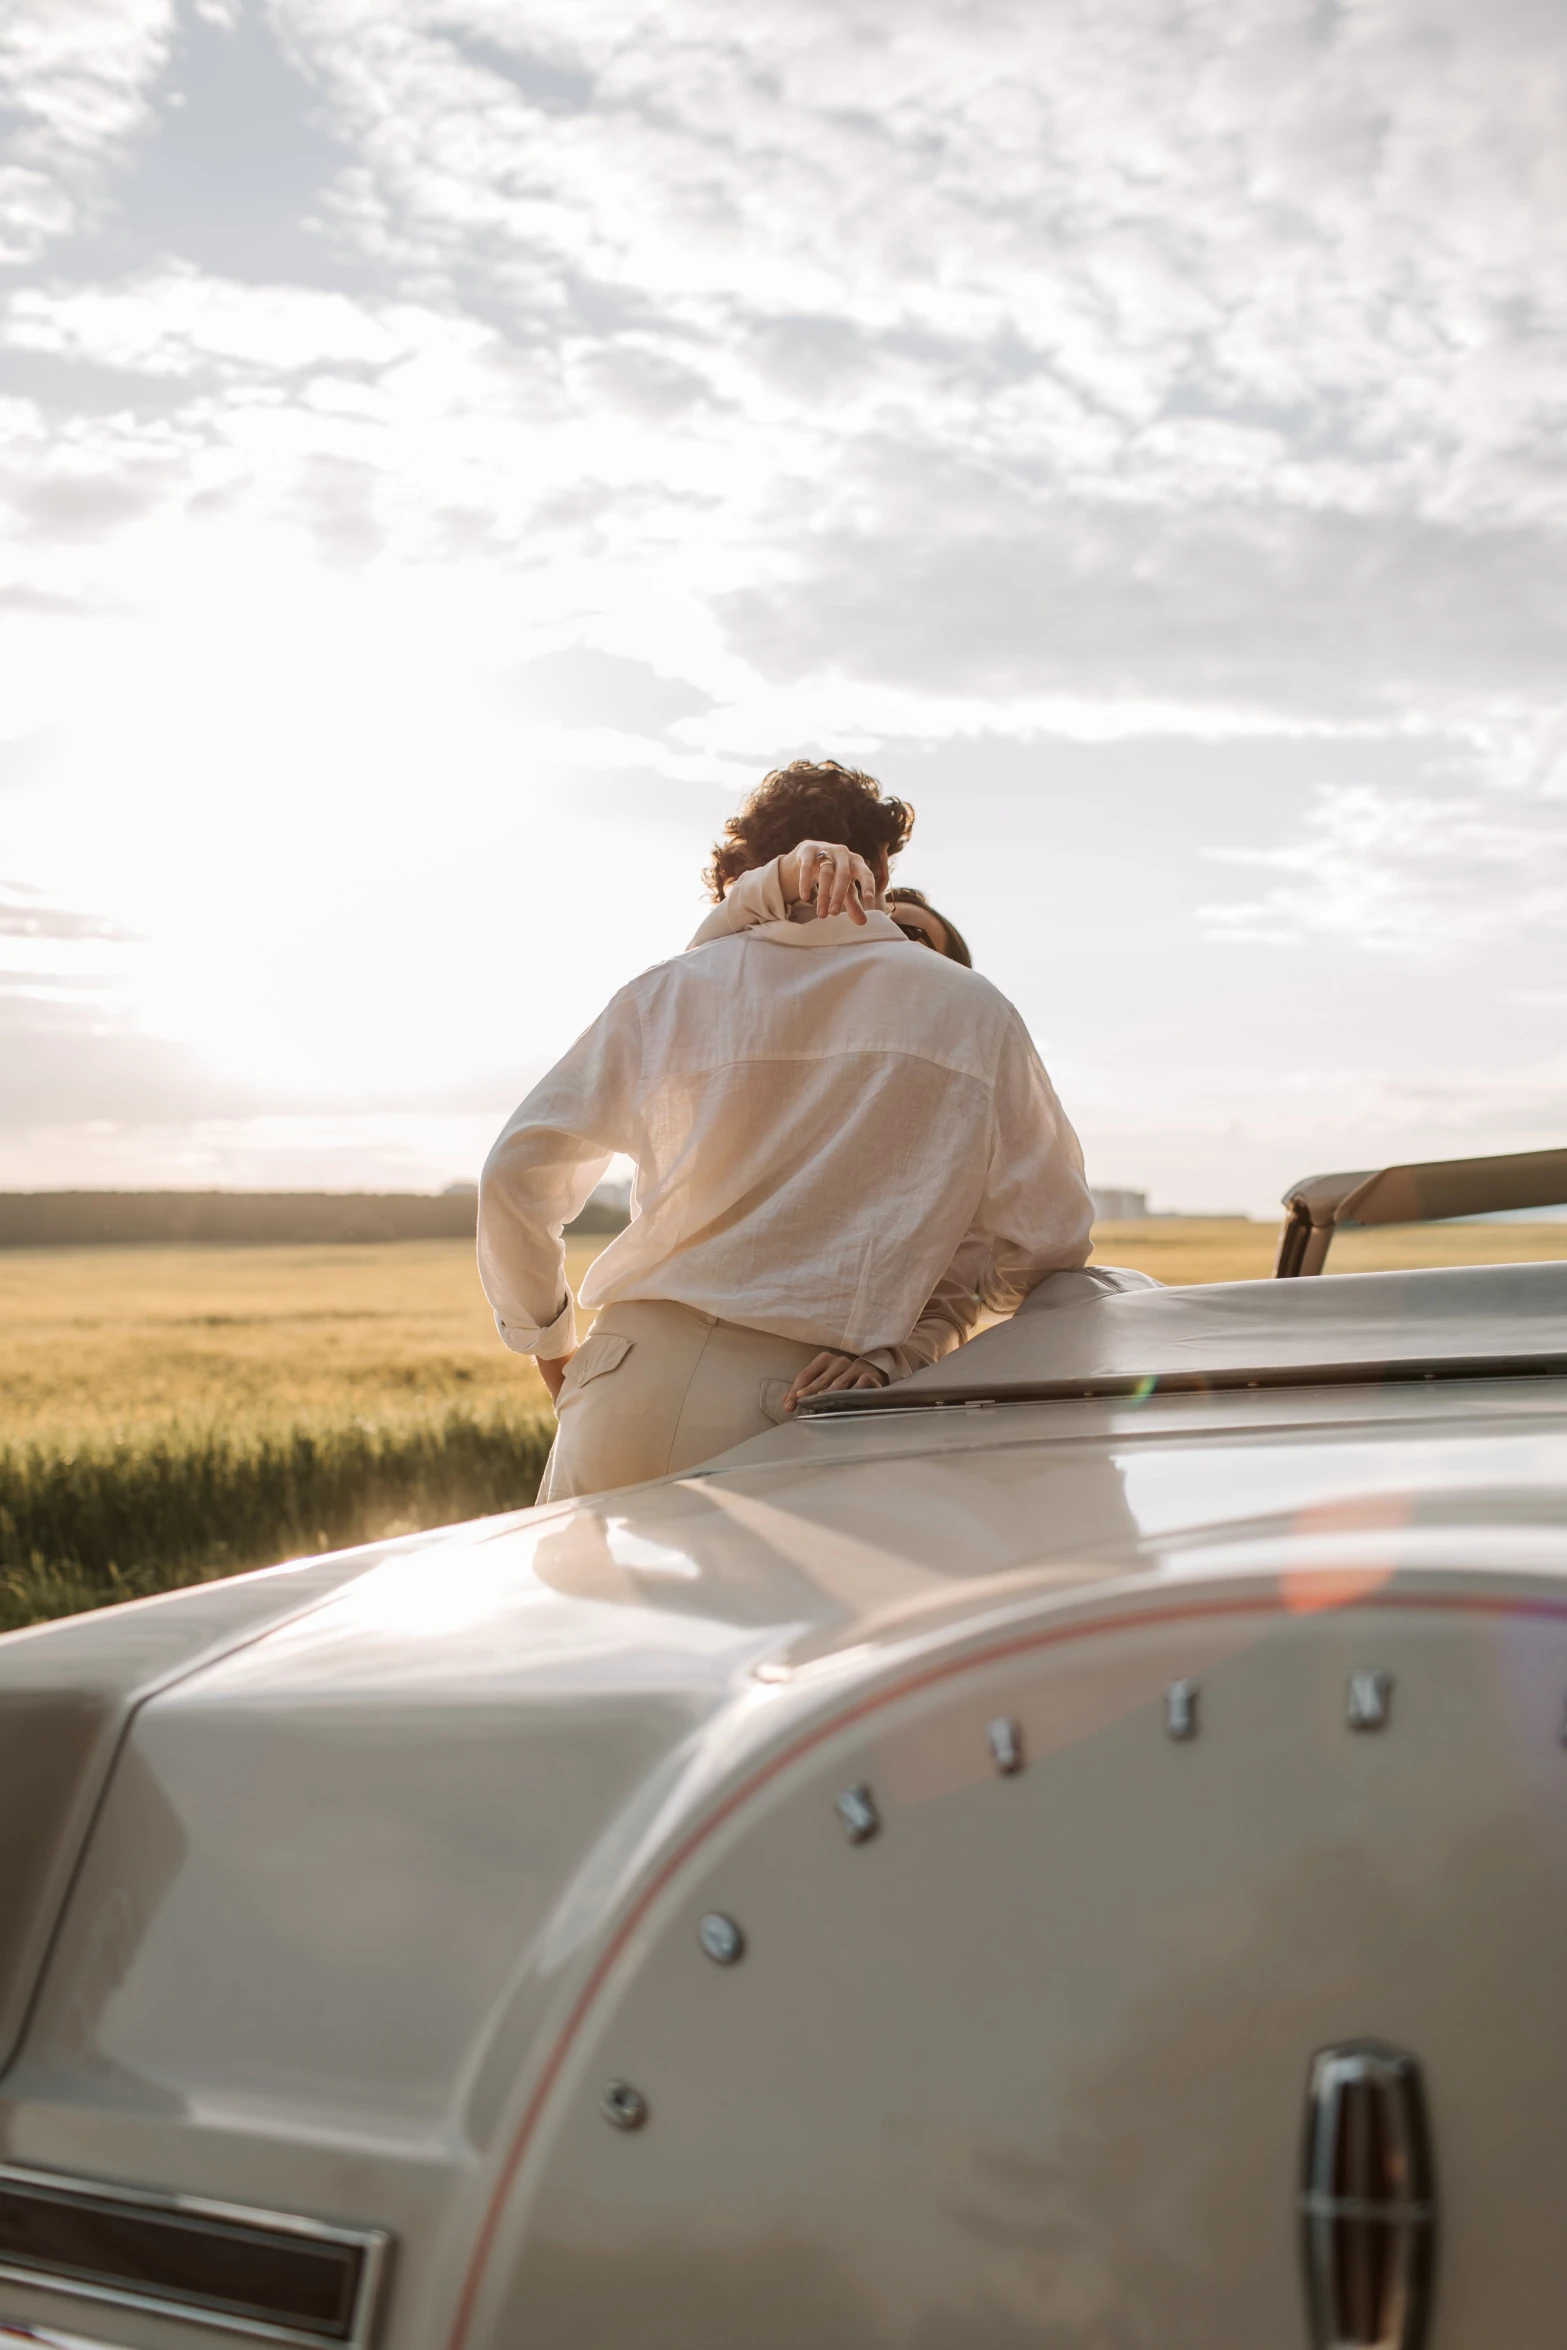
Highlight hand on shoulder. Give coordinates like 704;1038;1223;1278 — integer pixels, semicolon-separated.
777;840;880;926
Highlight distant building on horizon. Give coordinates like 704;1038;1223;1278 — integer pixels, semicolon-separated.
1089;1186;1150;1223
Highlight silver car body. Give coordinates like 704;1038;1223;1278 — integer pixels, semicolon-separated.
0;1259;1564;2348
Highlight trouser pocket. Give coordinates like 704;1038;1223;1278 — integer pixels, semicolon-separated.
557;1330;633;1396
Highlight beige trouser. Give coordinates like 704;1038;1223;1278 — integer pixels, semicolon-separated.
539;1299;824;1503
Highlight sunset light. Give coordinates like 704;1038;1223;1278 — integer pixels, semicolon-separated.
6;0;1563;1207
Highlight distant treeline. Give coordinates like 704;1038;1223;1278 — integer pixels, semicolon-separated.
0;1190;629;1248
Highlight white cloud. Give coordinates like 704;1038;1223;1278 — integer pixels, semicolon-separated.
10;0;1567;724
4;269;410;374
1204;770;1567;951
1;0;1565;1198
0;0;172;259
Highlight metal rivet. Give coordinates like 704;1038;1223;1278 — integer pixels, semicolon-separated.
1347;1669;1392;1731
698;1912;745;1965
1165;1679;1199;1741
600;2080;648;2131
987;1716;1024;1775
834;1783;879;1843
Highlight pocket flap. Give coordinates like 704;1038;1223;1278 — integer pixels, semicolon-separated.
567;1331;633;1388
759;1376;795;1424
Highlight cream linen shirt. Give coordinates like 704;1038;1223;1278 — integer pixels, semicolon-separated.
686;860;992;1377
478;896;1092;1376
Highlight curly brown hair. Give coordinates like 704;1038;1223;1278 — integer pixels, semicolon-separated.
704;759;915;902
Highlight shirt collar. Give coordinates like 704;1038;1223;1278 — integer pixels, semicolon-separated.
750;908;909;948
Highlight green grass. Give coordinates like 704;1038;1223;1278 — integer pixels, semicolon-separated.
0;1236;605;1632
0;1407;555;1633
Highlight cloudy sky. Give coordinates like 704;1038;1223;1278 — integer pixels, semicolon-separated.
2;0;1564;1212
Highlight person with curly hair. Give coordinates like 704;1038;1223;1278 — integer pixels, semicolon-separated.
694;857;973;966
479;759;1091;1501
702;759;915;905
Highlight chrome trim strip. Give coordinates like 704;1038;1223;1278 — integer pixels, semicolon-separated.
0;2166;389;2350
800;1349;1567;1413
1299;2193;1434;2222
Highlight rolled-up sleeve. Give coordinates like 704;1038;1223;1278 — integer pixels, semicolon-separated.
859;1235;987;1383
685;859;790;948
477;991;642;1358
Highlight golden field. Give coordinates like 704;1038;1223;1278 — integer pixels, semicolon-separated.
0;1236;607;1447
0;1238;603;1628
4;1218;1565;1630
6;1220;1566;1451
1090;1216;1567;1286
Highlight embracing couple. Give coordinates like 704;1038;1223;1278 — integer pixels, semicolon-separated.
478;759;1093;1501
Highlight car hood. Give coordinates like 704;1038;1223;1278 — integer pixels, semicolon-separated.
801;1258;1567;1410
0;1377;1562;2325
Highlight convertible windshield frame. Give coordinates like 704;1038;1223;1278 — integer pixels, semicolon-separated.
1274;1146;1567;1277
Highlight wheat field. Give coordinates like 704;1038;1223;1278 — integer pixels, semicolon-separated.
0;1238;603;1629
0;1237;608;1446
4;1219;1565;1629
1089;1216;1567;1285
10;1220;1564;1453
